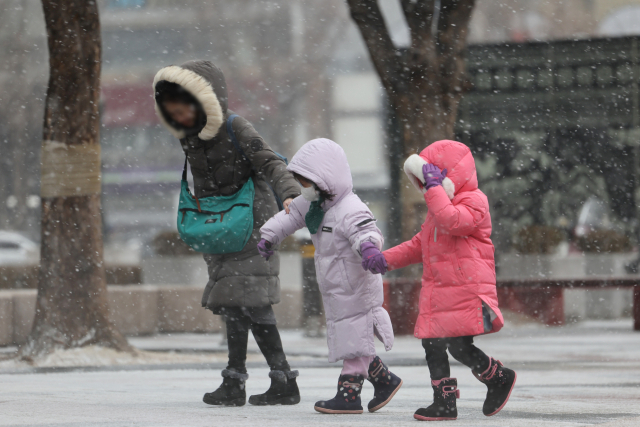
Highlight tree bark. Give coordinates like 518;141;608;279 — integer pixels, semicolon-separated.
347;0;475;241
20;0;130;359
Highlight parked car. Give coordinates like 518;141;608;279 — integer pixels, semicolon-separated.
0;231;38;266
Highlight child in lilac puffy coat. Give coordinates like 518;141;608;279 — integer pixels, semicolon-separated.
259;138;402;414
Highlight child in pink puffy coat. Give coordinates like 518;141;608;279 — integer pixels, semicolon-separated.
363;140;516;421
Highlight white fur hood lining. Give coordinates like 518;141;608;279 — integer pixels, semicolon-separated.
153;65;224;140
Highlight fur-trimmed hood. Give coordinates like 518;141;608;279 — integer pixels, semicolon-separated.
153;60;228;140
403;140;478;199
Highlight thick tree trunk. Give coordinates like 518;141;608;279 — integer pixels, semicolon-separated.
20;0;129;359
393;73;468;239
347;0;474;242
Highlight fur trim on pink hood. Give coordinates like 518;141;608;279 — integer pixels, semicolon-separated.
384;140;504;339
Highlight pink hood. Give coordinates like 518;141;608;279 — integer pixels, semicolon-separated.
420;139;478;196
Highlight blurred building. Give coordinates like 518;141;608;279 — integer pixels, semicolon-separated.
469;0;640;42
0;1;47;239
96;0;640;247
4;0;640;246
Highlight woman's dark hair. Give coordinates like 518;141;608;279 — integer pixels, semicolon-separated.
292;172;336;201
155;81;199;106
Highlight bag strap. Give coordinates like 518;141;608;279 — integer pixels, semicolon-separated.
182;155;188;182
181;153;202;210
179;117;242;200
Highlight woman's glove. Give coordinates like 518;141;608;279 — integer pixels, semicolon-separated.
257;239;274;260
422;163;448;191
361;241;387;275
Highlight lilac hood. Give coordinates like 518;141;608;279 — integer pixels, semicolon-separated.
286;138;353;208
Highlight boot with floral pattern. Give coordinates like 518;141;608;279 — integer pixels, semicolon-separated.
314;374;365;414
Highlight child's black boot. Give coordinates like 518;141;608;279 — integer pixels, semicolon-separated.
366;356;403;412
473;357;516;416
414;377;459;421
314;374;365;414
248;369;300;406
203;369;247;406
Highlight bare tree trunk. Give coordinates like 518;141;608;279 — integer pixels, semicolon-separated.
20;0;129;359
347;0;475;240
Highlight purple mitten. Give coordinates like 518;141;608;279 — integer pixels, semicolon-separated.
257;239;274;260
422;163;448;191
361;241;388;275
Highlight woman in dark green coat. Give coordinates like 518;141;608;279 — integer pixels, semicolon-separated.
153;60;301;406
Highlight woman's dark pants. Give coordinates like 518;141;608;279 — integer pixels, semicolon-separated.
222;308;290;374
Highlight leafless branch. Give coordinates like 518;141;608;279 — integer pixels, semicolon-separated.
347;0;401;94
436;0;475;94
400;0;437;56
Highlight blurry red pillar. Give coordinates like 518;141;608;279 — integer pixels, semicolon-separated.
496;286;564;326
382;279;421;335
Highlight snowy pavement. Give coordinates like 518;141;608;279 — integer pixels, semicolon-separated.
1;319;639;426
1;364;639;426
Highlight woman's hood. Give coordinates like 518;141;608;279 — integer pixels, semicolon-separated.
403;140;478;199
287;138;353;208
153;60;228;140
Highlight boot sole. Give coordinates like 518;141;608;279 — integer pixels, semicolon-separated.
314;406;363;414
248;395;301;406
485;372;517;417
368;379;403;413
414;414;457;421
203;396;246;407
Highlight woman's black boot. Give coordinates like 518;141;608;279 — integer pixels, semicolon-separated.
203;369;247;406
248;370;300;405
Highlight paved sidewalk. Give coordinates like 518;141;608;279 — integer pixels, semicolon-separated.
1;362;639;426
127;318;640;371
0;319;639;426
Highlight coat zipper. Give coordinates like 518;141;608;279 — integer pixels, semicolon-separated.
434;227;437;242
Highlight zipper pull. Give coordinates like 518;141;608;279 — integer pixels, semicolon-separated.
434;227;437;242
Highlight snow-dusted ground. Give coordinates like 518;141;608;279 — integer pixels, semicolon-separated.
1;364;639;426
1;319;639;426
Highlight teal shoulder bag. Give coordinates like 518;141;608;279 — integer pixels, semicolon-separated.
177;117;255;254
